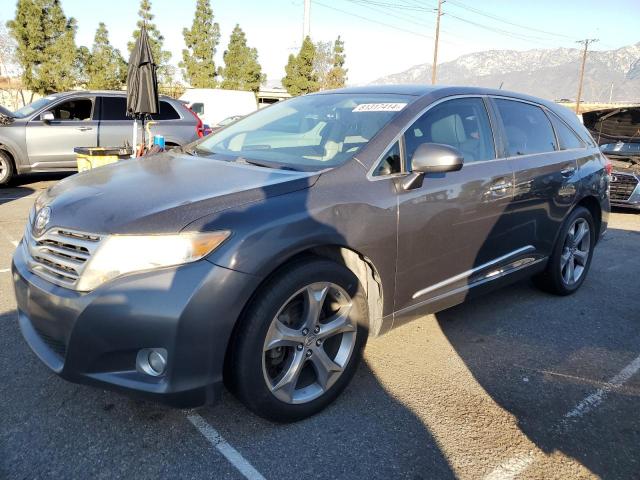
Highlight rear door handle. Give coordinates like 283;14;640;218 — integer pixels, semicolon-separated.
77;126;93;131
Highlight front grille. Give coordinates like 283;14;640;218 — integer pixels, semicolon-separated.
24;226;101;289
34;326;67;357
610;172;639;202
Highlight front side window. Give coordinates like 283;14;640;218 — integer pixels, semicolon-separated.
196;93;415;170
50;98;93;121
549;114;585;150
494;99;557;156
404;97;495;163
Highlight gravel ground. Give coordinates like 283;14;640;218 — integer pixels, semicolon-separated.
1;174;639;479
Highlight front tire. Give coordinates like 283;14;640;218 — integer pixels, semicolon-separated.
533;206;595;295
227;258;369;422
0;151;14;186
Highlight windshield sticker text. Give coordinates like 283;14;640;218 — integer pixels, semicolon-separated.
352;103;407;113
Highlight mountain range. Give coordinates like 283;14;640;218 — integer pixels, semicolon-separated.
371;43;640;102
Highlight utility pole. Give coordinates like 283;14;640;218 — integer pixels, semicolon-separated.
303;0;311;42
608;82;614;103
575;38;598;114
431;0;443;85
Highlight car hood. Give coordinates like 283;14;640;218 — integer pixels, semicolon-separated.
582;107;640;145
42;152;320;234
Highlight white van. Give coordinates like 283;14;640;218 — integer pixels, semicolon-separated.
179;89;258;128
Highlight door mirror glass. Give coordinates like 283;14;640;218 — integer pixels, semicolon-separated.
41;111;54;123
411;143;464;173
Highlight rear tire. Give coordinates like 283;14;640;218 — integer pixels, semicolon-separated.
533;206;595;296
0;151;14;186
227;258;369;422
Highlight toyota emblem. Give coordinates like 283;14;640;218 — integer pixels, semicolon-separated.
33;206;51;236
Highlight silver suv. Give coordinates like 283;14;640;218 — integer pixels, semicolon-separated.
0;91;203;185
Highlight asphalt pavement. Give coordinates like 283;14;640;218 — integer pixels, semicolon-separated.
1;174;639;479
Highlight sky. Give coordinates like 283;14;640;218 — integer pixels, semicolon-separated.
2;0;639;86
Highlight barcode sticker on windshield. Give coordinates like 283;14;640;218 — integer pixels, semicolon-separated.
352;103;407;113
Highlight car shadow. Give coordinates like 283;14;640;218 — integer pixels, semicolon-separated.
436;225;640;479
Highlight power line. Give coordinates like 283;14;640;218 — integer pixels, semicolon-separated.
314;0;435;40
445;0;575;40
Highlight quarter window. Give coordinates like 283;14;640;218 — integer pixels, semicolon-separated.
404;97;495;163
494;99;557;155
549;114;585;150
373;141;402;176
150;101;180;120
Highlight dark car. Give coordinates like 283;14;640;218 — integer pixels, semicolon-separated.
583;106;640;209
12;86;610;422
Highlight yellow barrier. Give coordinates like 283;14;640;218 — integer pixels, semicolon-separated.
74;147;132;172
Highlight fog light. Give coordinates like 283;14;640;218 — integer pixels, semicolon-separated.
136;348;167;377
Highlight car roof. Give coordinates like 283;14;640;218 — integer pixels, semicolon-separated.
317;84;559;108
55;90;174;101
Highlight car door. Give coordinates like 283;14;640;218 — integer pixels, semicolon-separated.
490;97;579;255
98;95;142;148
25;96;98;169
392;96;518;320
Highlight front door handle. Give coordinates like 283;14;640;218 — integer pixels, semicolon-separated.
77;126;93;131
488;181;513;193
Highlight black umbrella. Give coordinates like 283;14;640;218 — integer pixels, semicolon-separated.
126;26;159;156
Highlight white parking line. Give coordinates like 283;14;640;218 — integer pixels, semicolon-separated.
562;354;640;423
484;453;536;480
0;268;10;274
186;412;266;480
484;353;640;480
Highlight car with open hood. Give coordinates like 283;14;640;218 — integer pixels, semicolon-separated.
12;85;609;422
583;106;640;209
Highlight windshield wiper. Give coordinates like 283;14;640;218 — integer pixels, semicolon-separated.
234;157;298;171
183;145;213;156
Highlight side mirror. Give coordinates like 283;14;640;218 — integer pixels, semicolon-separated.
41;111;55;123
402;143;464;190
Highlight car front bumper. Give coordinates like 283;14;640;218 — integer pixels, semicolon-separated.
610;171;640;210
11;241;259;407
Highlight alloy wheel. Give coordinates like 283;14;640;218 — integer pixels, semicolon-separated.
560;218;590;286
0;156;7;183
262;282;357;404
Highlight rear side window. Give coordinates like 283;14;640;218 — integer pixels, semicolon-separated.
100;96;128;120
494;99;557;156
404;97;495;163
549;114;585;150
150;101;180;120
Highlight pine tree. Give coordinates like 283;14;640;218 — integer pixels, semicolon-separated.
324;36;347;90
128;0;172;83
7;0;79;94
219;24;265;93
180;0;219;88
282;36;318;96
87;23;126;90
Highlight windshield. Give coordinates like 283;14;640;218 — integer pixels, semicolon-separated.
195;93;414;170
12;96;59;119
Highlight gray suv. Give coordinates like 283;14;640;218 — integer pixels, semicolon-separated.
0;90;202;185
12;86;610;422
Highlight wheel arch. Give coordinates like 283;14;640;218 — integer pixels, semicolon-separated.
575;195;602;243
222;244;385;381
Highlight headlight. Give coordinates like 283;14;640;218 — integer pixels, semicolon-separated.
76;231;230;291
